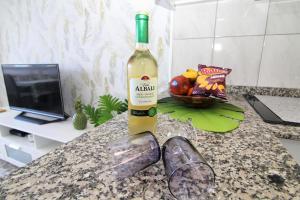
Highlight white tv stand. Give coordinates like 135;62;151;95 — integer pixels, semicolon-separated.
0;109;89;167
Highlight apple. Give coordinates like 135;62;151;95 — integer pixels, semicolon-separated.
170;75;191;95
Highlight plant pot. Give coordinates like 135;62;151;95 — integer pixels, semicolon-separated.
72;112;87;130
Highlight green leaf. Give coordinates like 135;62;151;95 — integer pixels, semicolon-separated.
84;95;127;127
158;98;244;133
97;111;113;125
98;95;127;114
83;105;102;127
213;102;244;112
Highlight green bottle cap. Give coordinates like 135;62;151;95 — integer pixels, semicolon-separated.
136;13;149;43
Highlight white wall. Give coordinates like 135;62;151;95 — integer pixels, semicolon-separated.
0;0;171;113
172;0;300;89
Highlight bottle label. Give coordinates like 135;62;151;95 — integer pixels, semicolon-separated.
130;76;157;106
130;107;157;117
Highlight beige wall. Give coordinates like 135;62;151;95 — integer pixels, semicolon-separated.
0;0;171;114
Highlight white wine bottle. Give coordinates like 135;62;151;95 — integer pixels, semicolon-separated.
127;13;158;135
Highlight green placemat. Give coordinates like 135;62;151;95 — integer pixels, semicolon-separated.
158;97;244;133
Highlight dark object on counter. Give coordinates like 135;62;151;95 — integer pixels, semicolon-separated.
9;129;29;137
244;94;300;126
107;132;161;179
268;174;285;185
162;136;215;200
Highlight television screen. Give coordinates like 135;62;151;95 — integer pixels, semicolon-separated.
1;64;65;118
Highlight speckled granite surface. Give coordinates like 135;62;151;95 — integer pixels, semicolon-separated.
227;85;300;98
0;160;17;178
0;96;300;199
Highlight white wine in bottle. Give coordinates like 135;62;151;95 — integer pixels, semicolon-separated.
127;13;158;135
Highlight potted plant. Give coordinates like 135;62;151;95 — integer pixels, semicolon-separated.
73;98;88;130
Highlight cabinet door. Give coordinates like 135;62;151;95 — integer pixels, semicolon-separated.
0;140;5;160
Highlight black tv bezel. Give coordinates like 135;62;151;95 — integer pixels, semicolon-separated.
1;64;66;119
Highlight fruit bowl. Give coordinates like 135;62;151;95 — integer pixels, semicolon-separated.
170;93;217;108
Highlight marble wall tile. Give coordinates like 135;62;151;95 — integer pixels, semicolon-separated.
258;35;300;88
174;1;217;39
0;0;171;114
212;36;264;86
0;67;7;107
172;38;213;76
267;0;300;34
216;0;269;37
172;0;300;89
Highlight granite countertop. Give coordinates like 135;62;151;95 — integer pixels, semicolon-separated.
0;96;300;199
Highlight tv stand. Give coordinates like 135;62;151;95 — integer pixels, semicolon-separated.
15;112;68;125
0;109;88;167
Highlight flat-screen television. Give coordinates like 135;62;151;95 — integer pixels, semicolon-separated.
1;64;66;121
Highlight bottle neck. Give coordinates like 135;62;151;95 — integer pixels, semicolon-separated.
136;42;149;51
136;14;149;47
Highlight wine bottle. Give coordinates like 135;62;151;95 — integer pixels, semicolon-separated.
127;13;158;135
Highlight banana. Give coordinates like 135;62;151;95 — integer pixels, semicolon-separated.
182;69;198;81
